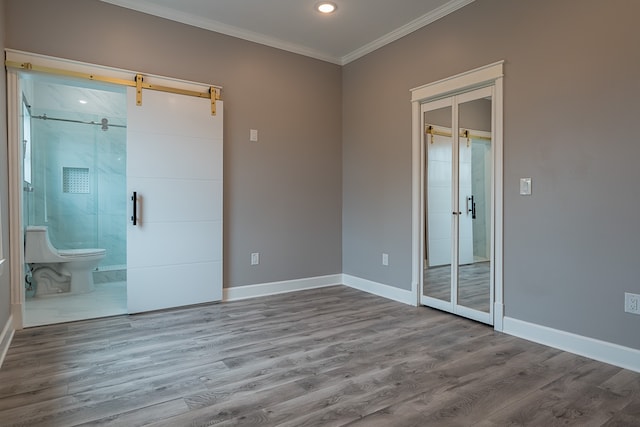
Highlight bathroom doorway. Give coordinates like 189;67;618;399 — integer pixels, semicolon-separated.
20;73;127;326
7;50;224;328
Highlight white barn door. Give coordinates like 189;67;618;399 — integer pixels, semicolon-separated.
126;88;223;313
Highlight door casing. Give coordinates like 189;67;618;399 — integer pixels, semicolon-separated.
410;61;504;331
420;86;494;325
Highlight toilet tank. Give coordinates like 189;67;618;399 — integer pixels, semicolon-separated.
24;226;64;263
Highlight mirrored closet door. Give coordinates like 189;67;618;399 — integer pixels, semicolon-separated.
421;86;494;325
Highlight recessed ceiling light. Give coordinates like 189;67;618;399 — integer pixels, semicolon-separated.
315;2;337;14
79;100;88;104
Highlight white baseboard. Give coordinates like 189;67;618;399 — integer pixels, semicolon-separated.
342;274;416;306
224;274;343;301
503;317;640;373
0;314;15;369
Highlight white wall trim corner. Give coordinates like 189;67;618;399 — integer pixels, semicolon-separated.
7;67;25;331
503;317;640;374
11;304;23;333
410;100;422;308
342;274;415;306
0;314;15;369
223;274;343;302
493;302;504;332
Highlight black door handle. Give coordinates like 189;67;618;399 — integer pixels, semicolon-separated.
131;191;137;225
467;195;476;219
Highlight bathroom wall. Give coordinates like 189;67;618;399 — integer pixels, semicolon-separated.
5;0;343;288
95;126;127;269
28;100;127;268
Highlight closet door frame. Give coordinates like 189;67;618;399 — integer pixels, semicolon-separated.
420;87;494;325
410;61;504;331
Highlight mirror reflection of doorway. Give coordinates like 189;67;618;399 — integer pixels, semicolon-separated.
421;86;494;325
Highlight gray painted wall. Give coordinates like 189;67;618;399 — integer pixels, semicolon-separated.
343;0;640;349
4;0;343;288
0;0;10;332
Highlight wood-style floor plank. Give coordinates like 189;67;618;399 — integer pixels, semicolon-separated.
1;285;638;426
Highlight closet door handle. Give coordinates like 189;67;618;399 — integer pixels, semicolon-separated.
131;191;138;226
467;195;476;219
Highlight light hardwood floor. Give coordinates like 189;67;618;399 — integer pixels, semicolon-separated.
0;286;639;426
424;262;491;312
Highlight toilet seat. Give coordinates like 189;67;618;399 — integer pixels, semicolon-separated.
58;249;107;258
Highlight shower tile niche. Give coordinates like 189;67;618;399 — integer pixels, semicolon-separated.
62;167;90;194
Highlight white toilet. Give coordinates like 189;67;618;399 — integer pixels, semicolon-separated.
25;226;106;296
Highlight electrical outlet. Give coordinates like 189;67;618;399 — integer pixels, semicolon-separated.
624;292;640;315
382;253;389;266
251;252;260;266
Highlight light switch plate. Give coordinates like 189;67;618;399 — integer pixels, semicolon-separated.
520;178;532;195
250;129;258;142
251;252;260;265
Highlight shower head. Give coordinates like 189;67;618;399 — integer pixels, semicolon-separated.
101;118;108;131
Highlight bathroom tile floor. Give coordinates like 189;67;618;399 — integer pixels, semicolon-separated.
24;281;127;327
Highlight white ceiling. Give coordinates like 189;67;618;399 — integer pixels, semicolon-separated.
100;0;475;65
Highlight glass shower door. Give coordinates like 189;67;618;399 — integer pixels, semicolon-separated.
20;72;128;325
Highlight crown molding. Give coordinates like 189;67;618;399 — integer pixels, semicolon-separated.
340;0;476;65
100;0;342;64
101;0;475;66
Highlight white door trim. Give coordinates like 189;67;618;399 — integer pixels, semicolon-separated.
6;69;25;329
410;61;504;331
420;100;494;326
